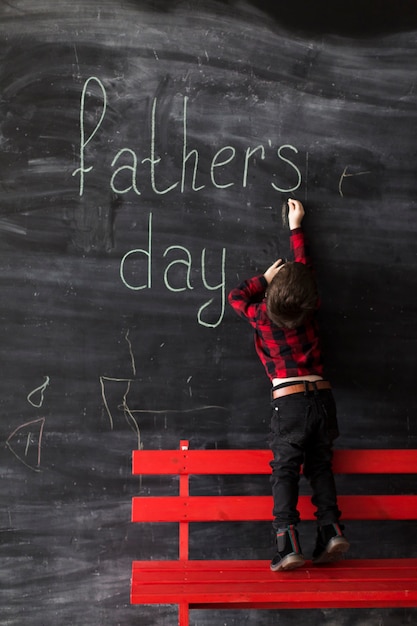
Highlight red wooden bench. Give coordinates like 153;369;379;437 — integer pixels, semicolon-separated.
131;441;417;625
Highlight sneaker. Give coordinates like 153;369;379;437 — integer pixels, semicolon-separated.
312;522;350;564
270;524;305;571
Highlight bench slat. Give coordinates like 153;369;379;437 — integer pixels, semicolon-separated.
132;449;417;475
131;559;417;609
132;494;417;522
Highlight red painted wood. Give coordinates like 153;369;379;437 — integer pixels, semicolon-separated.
179;443;189;561
130;445;417;617
131;559;417;609
132;448;417;475
132;494;417;522
179;602;189;626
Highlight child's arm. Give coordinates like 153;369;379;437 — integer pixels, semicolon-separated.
287;198;305;230
263;201;306;282
229;200;309;321
287;199;311;267
228;275;267;325
263;259;286;284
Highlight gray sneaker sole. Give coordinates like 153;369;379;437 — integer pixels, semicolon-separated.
270;553;305;572
313;536;350;565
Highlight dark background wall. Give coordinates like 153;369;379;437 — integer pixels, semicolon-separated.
1;1;417;624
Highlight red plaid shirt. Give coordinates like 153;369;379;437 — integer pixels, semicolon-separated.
228;228;323;381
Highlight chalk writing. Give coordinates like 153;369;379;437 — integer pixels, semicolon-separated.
27;376;50;407
125;328;137;376
72;76;107;197
100;376;131;429
72;77;302;328
100;330;229;449
128;405;228;415
100;329;141;448
6;417;45;472
100;375;142;449
120;213;226;328
339;166;371;197
72;77;303;198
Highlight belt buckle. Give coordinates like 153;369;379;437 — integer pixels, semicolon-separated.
306;380;319;395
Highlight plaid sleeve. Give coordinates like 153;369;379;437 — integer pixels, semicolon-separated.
228;275;268;325
290;227;311;267
291;227;320;309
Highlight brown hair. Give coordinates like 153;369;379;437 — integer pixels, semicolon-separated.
266;262;318;329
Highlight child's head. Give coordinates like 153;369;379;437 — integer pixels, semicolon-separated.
266;262;318;329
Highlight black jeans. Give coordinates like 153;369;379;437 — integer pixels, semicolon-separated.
269;385;341;530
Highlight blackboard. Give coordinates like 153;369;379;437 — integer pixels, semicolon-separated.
1;1;417;624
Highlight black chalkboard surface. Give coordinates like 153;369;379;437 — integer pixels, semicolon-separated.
1;1;417;624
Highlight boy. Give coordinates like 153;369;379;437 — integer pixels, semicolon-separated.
228;199;349;571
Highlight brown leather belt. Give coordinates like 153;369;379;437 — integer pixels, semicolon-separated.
272;380;331;400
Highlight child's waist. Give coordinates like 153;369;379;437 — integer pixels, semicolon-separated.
272;375;323;386
271;376;331;400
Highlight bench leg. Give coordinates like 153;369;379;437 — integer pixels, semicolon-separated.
179;602;189;626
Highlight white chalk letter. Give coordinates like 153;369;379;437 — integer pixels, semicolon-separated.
111;148;141;196
198;247;226;328
211;147;236;189
181;96;205;192
142;98;179;195
271;144;302;193
120;213;153;290
72;76;107;196
243;145;265;188
163;246;193;292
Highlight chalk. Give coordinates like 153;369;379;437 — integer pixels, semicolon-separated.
281;201;288;227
